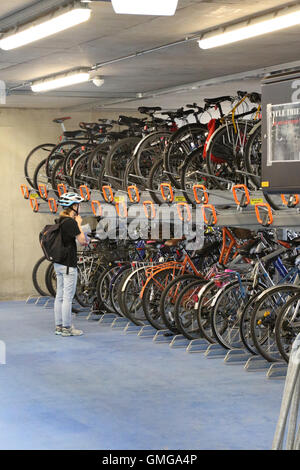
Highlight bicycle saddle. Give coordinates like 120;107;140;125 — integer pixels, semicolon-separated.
138;106;162;115
53;116;71;123
118;115;146;127
63;130;86;138
79;122;101;132
204;95;233;105
161;109;194;120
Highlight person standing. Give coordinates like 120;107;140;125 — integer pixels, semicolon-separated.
54;192;86;337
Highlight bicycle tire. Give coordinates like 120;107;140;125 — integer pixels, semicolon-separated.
105;136;141;190
206;121;254;190
211;279;265;350
250;284;300;362
180;147;206;205
32;256;51;297
275;291;300;363
24;143;55;189
174;278;207;340
141;267;182;330
159;274;198;333
163;123;207;188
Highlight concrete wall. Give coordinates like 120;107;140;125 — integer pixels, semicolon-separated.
0;108;127;300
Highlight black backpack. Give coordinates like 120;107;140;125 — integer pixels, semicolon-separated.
39;218;70;265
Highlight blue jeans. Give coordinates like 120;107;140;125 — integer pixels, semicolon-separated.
54;263;78;328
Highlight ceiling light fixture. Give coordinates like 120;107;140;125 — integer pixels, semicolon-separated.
111;0;178;16
31;69;90;92
198;4;300;49
0;3;92;50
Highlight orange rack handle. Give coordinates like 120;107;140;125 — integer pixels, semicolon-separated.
57;183;67;196
91;200;102;217
20;184;30;199
254;203;273;226
29;197;39;213
102;185;114;203
232;184;250;207
143;200;156;219
176;202;192;222
115;201;128;218
160;183;174;202
281;194;300;208
201;204;217;225
193;184;209;204
127;185;140;203
79;184;90;201
48;198;58;213
38;183;48;200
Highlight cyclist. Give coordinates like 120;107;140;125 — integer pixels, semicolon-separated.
54;192;86;337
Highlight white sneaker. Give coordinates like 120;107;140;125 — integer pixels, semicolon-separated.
61;325;83;336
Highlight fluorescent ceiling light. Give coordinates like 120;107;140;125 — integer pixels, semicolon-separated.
0;5;91;50
31;70;90;92
111;0;178;16
198;5;300;49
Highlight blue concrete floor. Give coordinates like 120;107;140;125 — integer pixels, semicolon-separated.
0;300;285;450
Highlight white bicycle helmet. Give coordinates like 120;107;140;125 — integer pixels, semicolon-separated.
58;192;84;207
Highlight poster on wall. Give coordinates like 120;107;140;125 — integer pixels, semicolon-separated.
267;101;300;166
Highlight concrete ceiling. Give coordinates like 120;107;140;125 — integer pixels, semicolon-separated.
1;0;300;110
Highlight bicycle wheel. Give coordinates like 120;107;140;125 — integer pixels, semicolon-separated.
64;142;96;186
45;263;56;297
24;143;55;189
180;147;206;205
70;151;94;190
105;136;141;190
239;291;263;355
46;140;81;179
88;141;111;182
141;267;182;330
147;158;167;205
206;121;253;190
275;292;300;363
250;284;300;362
135;131;171;181
33;155;62;191
211;279;263;350
32;256;52;297
164;123;207;188
174;278;207;340
159;274;198;333
96;264;120;312
243;121;261;189
118;266;148;325
109;264;132;316
196;279;219;344
123;157;146;192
